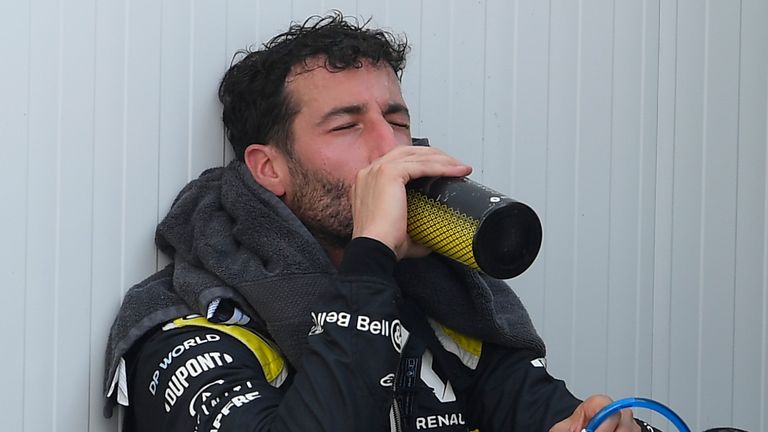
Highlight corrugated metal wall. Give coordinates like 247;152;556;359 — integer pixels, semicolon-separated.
1;0;766;431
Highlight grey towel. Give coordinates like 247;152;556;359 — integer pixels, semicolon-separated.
104;160;544;412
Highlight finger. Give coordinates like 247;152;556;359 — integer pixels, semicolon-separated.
579;394;615;432
373;156;471;182
375;146;471;176
616;408;639;432
593;407;637;432
594;412;621;432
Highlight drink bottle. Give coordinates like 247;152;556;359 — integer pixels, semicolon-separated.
406;175;542;279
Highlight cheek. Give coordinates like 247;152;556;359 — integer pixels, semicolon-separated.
320;153;370;180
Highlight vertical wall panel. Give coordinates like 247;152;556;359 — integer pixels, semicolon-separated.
651;0;677;426
445;1;486;171
543;0;580;389
607;0;652;399
54;1;96;430
669;0;706;425
634;0;660;400
158;0;193;221
417;0;452;150
733;0;768;429
0;0;30;430
88;0;129;430
571;0;614;395
482;0;517;194
188;1;228;175
698;1;740;426
122;0;163;287
23;0;60;430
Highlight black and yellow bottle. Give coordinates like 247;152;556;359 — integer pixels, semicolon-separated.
405;173;542;280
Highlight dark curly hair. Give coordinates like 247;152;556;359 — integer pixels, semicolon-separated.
218;11;409;161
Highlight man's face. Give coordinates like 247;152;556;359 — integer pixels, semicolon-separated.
281;59;412;247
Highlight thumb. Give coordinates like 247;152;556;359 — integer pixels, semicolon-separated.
549;394;617;432
583;394;619;432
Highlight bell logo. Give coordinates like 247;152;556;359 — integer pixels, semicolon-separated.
390;320;405;353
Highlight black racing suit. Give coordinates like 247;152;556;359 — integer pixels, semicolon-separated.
124;238;657;431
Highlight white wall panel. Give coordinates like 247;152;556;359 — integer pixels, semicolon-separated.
544;0;581;389
123;0;163;288
2;1;768;431
606;0;657;401
55;1;97;430
417;0;453;151
23;0;60;430
446;1;486;172
669;0;707;424
89;1;130;430
698;2;740;427
572;0;614;396
652;0;678;426
733;1;768;431
632;0;659;402
188;2;228;183
0;0;30;430
158;0;194;209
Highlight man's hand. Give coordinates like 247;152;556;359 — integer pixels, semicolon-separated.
350;145;471;260
550;394;641;432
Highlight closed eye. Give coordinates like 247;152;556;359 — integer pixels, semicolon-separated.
331;123;358;132
389;121;410;129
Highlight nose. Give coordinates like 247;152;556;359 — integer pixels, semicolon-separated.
367;117;404;160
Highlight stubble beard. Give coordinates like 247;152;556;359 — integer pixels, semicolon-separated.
286;158;354;250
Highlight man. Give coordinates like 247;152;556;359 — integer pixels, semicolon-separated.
104;12;657;431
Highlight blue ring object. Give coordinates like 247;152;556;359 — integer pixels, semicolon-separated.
584;397;691;432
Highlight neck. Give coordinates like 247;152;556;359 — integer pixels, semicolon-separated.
325;246;344;268
305;230;349;269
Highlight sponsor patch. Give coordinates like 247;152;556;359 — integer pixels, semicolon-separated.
416;413;466;430
380;373;395;387
163;352;234;412
149;333;221;396
189;379;225;417
309;311;405;352
209;386;262;432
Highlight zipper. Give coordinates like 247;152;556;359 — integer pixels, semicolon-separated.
391;397;403;432
391;367;403;432
392;355;420;432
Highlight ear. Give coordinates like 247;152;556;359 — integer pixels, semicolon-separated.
243;144;289;197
